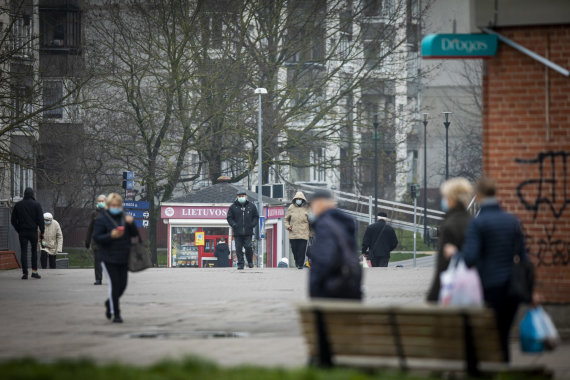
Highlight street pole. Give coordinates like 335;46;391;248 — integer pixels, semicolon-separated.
422;113;428;244
413;193;417;268
255;88;267;268
373;114;379;217
443;112;452;180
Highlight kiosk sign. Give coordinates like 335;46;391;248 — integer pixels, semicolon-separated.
195;231;205;246
422;34;497;59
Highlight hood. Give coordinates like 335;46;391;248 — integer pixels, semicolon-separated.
319;208;356;235
293;191;307;202
23;187;35;200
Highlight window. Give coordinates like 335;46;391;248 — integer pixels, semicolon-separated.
12;163;33;199
40;7;81;53
43;80;63;118
11;15;33;57
363;0;381;16
12;85;33;126
311;148;326;182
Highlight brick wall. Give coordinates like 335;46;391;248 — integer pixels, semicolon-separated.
482;25;570;303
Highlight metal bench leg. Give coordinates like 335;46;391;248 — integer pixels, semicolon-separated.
462;313;480;377
313;310;333;368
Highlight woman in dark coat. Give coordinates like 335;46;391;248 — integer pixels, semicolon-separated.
93;192;139;323
426;178;473;302
214;238;230;267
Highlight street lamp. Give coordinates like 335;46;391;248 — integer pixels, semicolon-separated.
442;112;452;180
422;113;428;244
373;114;379;217
254;87;267;269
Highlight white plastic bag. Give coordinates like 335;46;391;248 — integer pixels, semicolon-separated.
520;306;560;352
360;255;370;268
439;256;483;307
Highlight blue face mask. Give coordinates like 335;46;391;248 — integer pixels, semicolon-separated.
441;198;449;212
295;199;303;206
109;207;123;215
238;197;246;204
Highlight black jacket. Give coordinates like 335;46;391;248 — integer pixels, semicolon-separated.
309;208;361;300
11;188;45;235
92;211;139;265
361;219;398;258
214;243;230;267
85;208;104;249
426;207;472;302
226;199;259;237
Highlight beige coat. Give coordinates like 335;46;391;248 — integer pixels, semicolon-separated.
40;220;63;255
285;202;310;240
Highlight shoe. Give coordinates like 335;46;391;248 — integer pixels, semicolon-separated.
94;280;102;285
237;265;244;270
105;300;112;320
21;274;28;280
248;262;254;268
31;272;41;279
297;266;303;270
112;316;123;323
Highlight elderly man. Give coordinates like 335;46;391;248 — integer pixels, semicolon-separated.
85;194;107;285
361;212;398;267
40;213;63;269
226;190;259;270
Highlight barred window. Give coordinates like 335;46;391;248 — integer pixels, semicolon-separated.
43;80;63;118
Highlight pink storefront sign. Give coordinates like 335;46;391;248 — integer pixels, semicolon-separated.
161;206;228;219
266;206;285;219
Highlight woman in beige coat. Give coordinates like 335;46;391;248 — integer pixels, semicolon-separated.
285;191;310;269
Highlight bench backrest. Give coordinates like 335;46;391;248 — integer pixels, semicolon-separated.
298;301;504;364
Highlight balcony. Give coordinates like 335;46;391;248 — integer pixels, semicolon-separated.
39;5;81;55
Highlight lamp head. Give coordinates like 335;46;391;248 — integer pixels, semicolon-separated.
254;88;268;94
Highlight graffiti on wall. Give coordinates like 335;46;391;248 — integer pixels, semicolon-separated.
516;151;569;267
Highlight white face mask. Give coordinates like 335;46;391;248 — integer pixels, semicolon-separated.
295;199;303;206
45;220;52;225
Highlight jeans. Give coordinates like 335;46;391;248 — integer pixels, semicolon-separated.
18;231;38;275
40;250;56;269
234;235;253;267
290;239;307;267
101;262;128;317
370;256;390;267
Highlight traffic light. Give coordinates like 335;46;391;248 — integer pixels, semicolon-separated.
410;184;418;199
122;171;134;189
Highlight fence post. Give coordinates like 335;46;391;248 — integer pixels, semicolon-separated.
368;196;373;225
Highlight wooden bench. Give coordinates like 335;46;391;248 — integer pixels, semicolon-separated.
298;301;547;377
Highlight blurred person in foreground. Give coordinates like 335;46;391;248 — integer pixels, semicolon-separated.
93;193;139;323
86;194;107;285
444;177;528;361
285;191;310;269
39;213;63;269
426;178;473;302
308;190;361;300
361;212;398;267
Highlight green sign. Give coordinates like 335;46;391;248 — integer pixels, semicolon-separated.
421;34;498;59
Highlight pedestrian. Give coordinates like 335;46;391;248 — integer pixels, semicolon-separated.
277;257;289;268
226;190;259;270
285;191;310;269
39;213;63;269
308;189;362;300
93;193;139;323
426;178;473;302
10;187;45;280
85;194;106;285
361;212;398;267
444;177;529;361
214;237;230;268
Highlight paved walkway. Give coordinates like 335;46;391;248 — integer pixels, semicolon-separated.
0;268;567;378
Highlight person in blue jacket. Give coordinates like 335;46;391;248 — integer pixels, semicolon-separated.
93;193;138;323
445;177;528;362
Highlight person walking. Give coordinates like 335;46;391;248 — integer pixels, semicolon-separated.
11;188;45;280
93;193;138;323
361;212;398;267
226;190;259;270
444;177;528;362
308;189;361;300
214;238;230;268
285;191;310;269
86;194;106;285
39;213;63;269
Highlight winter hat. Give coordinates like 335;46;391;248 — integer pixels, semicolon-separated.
236;189;247;196
43;212;53;220
308;189;333;203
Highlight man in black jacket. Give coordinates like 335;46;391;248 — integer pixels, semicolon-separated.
85;194;106;285
361;212;399;267
226;190;259;270
11;188;45;279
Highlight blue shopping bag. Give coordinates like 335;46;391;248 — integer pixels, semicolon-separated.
519;307;560;353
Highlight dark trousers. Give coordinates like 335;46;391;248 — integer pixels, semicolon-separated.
101;262;128;317
18;231;38;275
40;250;56;269
290;239;307;267
485;285;519;362
370;256;390;267
93;250;102;282
234;235;253;267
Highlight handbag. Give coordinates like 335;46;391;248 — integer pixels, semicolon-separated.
507;224;534;303
129;236;152;272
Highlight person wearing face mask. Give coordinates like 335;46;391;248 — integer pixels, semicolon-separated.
285;191;310;269
86;194;107;285
93;193;138;323
39;213;63;269
426;177;473;302
226;190;259;270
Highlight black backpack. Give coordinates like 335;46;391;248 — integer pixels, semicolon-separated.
323;220;362;300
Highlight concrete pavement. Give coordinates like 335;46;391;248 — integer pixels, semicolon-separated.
0;267;567;378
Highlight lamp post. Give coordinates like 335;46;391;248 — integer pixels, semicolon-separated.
442;112;452;180
254;87;267;268
422;113;428;243
373;114;379;217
